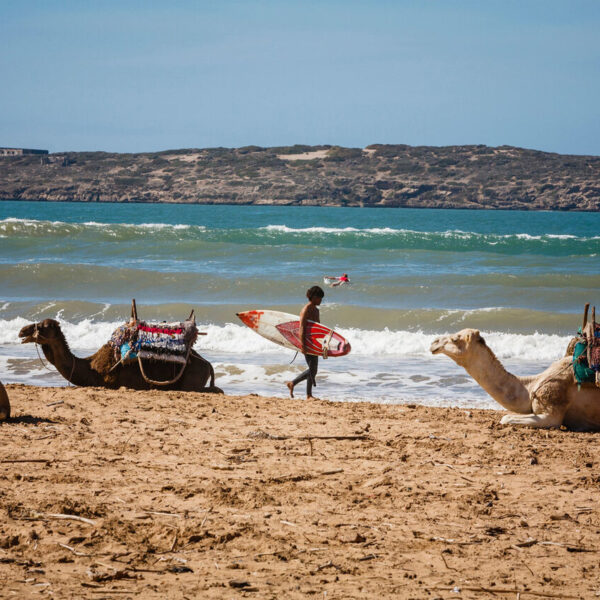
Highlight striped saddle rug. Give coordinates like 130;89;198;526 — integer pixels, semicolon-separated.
110;320;198;364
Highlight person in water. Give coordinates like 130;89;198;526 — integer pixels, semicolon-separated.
286;285;324;400
332;273;350;286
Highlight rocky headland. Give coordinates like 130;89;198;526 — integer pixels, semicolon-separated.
1;143;600;210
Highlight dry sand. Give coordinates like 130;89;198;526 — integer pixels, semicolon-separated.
1;384;599;599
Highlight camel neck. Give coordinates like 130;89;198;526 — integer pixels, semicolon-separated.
42;342;90;387
461;345;531;414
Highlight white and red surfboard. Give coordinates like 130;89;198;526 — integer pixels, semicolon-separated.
236;310;351;358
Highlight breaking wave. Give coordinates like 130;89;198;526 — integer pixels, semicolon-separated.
0;314;570;363
1;217;599;255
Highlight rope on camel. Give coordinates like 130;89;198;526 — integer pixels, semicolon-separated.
137;344;192;387
33;324;76;386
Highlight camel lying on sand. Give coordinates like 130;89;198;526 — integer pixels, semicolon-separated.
0;381;10;421
430;328;600;431
19;319;223;393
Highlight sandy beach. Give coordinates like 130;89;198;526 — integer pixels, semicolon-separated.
0;385;598;599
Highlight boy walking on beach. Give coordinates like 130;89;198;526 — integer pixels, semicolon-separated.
286;285;324;401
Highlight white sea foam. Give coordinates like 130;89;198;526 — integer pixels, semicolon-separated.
0;218;203;232
0;317;570;363
262;224;399;234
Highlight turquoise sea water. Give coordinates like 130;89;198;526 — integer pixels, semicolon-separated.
1;200;598;407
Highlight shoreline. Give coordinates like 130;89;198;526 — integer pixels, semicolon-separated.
1;197;598;213
1;384;598;598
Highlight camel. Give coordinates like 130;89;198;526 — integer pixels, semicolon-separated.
0;381;10;421
430;328;600;431
19;319;223;393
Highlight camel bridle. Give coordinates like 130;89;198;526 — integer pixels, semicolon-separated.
31;322;77;386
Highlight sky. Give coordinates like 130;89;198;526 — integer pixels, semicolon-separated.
1;0;599;155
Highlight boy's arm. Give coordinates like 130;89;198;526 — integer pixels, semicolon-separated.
299;305;309;354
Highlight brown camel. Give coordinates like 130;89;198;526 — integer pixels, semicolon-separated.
430;328;600;431
0;381;10;421
19;319;223;393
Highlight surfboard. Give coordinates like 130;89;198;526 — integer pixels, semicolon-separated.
236;310;351;358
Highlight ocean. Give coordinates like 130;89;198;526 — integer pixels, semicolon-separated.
1;200;598;408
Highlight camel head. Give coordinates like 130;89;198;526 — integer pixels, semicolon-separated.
430;328;486;366
19;319;63;346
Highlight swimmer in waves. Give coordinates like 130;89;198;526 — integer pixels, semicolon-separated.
324;273;350;287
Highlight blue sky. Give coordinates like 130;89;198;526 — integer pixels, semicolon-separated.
1;0;599;155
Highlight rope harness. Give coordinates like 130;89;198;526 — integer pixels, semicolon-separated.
136;344;193;386
32;322;76;386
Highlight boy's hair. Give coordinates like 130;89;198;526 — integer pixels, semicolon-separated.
306;285;325;300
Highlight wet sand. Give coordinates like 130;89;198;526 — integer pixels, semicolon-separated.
1;384;599;598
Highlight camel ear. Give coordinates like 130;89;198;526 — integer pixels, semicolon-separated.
471;330;487;345
467;330;482;342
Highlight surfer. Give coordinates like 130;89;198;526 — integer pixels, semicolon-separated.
325;273;350;287
286;285;324;401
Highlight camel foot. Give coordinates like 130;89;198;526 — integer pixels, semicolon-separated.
286;382;294;398
500;412;563;429
203;386;224;394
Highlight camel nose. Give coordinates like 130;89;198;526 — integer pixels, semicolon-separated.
430;337;444;354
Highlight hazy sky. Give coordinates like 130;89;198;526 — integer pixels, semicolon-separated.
1;0;599;155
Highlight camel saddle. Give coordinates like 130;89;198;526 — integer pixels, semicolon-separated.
110;320;198;365
573;303;600;387
109;300;199;366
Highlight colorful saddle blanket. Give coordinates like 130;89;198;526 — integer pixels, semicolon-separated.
109;320;198;364
572;324;600;387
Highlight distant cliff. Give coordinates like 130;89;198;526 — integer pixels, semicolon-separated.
1;144;599;210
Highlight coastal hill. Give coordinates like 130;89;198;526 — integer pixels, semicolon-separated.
1;144;600;210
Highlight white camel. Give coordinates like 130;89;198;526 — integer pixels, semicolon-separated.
430;328;600;431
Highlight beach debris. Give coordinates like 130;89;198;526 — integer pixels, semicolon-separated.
316;560;342;572
168;565;193;574
268;468;344;484
27;513;98;526
248;429;369;441
87;567;140;582
229;579;252;588
58;543;92;557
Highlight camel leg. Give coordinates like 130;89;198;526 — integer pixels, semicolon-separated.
179;352;223;393
500;412;563;429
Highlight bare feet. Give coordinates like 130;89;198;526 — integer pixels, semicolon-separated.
286;381;294;398
307;395;320;401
